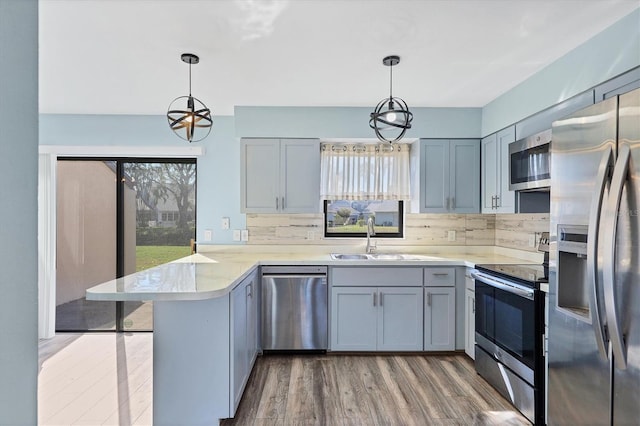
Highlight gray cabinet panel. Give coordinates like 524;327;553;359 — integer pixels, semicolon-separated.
241;139;279;213
241;138;320;213
481;133;498;212
421;139;449;212
424;287;456;351
420;139;479;214
280;139;320;213
515;91;594;140
377;287;423;351
481;127;515;214
330;287;377;351
332;267;423;287
450;140;480;213
594;67;640;101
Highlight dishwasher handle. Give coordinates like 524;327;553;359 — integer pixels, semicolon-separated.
261;266;327;275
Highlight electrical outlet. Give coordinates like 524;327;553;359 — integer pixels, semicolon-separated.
241;229;249;242
447;230;456;242
528;234;536;247
233;230;241;241
221;217;230;230
203;229;212;241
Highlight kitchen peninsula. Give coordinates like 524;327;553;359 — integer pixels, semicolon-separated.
87;245;541;426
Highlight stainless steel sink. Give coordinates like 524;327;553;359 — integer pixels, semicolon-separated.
330;253;371;260
330;253;442;261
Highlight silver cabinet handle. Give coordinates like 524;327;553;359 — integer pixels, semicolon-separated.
491;195;496;209
282;197;285;210
495;195;500;208
373;292;377;306
472;299;475;313
603;144;630;370
433;272;449;276
379;292;383;307
275;197;279;210
587;146;613;361
427;292;432;306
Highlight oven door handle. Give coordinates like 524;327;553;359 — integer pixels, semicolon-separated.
471;271;535;300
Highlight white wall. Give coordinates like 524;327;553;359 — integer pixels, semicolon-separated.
0;0;38;424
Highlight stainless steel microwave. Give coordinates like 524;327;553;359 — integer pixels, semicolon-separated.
509;129;551;191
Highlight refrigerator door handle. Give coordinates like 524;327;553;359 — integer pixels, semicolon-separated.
603;143;631;370
587;146;613;361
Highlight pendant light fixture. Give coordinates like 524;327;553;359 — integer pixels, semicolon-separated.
369;55;413;143
167;53;212;143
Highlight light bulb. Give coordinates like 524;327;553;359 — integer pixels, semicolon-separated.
385;111;397;123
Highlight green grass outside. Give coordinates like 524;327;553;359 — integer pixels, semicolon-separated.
327;224;398;233
135;245;192;272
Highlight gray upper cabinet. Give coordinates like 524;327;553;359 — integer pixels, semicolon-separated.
241;138;320;213
420;139;480;213
594;67;640;101
481;126;515;213
515;91;594;140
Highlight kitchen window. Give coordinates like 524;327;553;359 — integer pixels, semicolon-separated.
320;142;410;238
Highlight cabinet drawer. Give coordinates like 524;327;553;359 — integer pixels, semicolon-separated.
331;267;423;287
424;267;455;287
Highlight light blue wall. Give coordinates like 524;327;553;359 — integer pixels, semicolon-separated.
40;114;245;245
482;8;640;136
0;0;38;423
235;106;482;138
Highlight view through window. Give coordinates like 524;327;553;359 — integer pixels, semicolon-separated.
324;200;404;238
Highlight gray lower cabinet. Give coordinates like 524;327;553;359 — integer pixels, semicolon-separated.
424;287;456;351
465;288;475;359
330;286;423;351
230;270;258;414
419;139;480;213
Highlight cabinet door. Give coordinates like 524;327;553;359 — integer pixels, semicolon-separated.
230;281;248;411
481;133;498;213
330;287;377;351
420;139;449;213
424;287;456;351
450;140;480;213
377;287;423;351
465;288;475;359
241;139;279;213
246;273;258;369
496;126;515;213
280;139;320;213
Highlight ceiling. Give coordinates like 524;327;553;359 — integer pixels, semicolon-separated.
38;0;639;116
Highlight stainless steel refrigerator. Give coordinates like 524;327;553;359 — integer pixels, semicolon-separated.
548;87;639;425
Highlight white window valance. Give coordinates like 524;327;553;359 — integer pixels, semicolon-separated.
320;143;411;200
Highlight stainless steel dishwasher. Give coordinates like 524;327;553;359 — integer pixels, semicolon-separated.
261;266;328;351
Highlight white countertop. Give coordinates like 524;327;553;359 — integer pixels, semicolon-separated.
86;245;543;301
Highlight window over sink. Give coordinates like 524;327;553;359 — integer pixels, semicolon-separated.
324;200;404;238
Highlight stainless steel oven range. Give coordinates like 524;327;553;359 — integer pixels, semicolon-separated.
472;263;547;425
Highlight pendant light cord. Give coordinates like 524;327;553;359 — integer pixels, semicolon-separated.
389;62;393;99
188;62;192;97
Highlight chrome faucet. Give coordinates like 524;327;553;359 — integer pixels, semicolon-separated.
366;216;376;253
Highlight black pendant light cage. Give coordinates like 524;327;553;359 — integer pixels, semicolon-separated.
167;53;213;143
369;55;413;143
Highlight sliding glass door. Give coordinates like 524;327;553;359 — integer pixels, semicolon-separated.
55;158;196;332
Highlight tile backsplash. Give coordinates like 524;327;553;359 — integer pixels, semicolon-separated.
246;213;549;252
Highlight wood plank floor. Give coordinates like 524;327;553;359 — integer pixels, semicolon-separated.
39;334;530;425
223;354;531;426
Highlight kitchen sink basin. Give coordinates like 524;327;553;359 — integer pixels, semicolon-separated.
330;253;443;261
330;253;371;260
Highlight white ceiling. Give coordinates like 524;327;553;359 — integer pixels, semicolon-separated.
38;0;639;116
